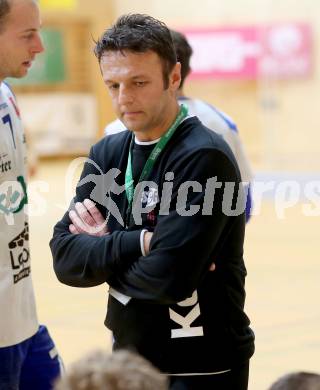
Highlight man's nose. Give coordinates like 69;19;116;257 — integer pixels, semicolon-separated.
32;33;45;55
118;85;134;106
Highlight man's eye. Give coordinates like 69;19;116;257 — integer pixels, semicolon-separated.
135;81;146;87
109;84;119;90
22;34;33;40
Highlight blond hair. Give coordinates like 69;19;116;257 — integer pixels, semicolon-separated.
55;349;168;390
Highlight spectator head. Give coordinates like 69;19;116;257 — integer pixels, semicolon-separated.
269;372;320;390
54;349;168;390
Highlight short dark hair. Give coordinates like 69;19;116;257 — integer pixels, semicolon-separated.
170;30;193;89
94;14;177;89
269;372;320;390
0;0;11;33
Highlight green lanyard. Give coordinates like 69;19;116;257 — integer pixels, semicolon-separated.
125;104;188;212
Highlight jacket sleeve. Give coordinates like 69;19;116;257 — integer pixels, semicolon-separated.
50;146;142;287
110;148;246;304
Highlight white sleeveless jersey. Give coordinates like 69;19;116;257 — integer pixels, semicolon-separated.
0;82;38;347
104;97;253;183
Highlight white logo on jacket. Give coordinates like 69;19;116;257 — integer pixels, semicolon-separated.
141;187;158;207
169;290;204;338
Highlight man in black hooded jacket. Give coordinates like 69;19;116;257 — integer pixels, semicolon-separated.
50;13;254;390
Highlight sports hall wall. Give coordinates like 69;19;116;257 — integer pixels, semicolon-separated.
13;0;319;173
114;0;319;173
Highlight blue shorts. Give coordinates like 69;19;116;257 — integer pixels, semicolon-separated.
0;325;63;390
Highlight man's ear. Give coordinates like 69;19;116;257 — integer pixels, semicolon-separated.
170;62;181;92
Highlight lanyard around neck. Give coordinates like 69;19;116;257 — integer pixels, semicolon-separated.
125;104;188;208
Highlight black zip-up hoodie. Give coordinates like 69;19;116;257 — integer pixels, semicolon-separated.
50;116;254;375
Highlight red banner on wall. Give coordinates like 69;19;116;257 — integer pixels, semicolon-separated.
182;24;312;79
